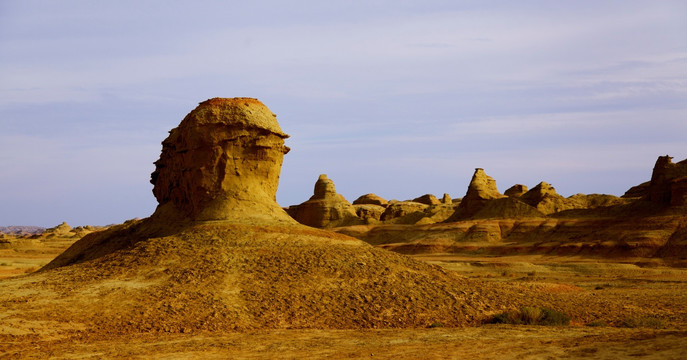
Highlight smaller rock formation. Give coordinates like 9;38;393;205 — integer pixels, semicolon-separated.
352;193;388;207
504;184;528;198
353;204;386;223
287;175;361;228
380;201;429;223
519;182;572;215
412;194;441;205
441;193;452;204
447;168;506;220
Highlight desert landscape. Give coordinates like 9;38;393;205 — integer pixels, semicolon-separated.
0;98;685;359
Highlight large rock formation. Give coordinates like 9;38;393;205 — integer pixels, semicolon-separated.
150;98;294;224
287;174;362;228
0;97;537;338
446;168;506;220
646;155;687;206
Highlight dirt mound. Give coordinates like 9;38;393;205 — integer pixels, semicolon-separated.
352;193;388;207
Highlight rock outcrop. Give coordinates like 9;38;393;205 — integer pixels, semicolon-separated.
380;201;429;223
412;194;442;205
287;175;361;228
646;155;687;206
441;193;452;204
446;168;506;220
352;193;388;207
504;184;528;198
150;97;294;224
353;204;386;223
519;182;572;215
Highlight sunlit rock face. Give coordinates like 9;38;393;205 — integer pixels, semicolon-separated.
150;97;295;223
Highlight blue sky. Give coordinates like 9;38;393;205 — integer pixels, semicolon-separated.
1;1;686;226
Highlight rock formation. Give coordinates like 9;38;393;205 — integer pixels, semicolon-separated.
352;193;388;207
353;204;386;223
441;193;452;204
380;201;429;223
287;174;362;228
519;182;572;215
150;98;294;224
446;168;506;220
646;155;687;206
412;194;442;205
504;184;528;198
0;97;535;337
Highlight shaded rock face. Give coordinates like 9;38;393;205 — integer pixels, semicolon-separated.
287;175;361;228
647;156;687;206
150;98;294;223
671;177;687;206
504;184;528;198
380;201;429;223
519;182;571;215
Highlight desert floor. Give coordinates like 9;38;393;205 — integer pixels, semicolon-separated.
1;237;686;359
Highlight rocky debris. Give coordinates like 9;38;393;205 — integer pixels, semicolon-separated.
380;201;429;223
441;193;452;204
412;194;442;205
646;155;687;206
352;193;388;207
353;204;386;223
504;184;528;198
150;97;294;224
287;175;362;228
519;182;574;215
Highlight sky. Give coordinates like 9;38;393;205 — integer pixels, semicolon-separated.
1;1;686;227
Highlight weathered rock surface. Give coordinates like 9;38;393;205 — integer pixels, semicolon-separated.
352;193;388;207
519;182;573;215
504;184;528;198
287;174;362;228
412;194;442;205
353;204;386;223
446;168;506;220
441;193;452;204
150;98;294;224
380;201;429;223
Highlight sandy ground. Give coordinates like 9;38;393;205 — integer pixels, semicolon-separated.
1;236;686;359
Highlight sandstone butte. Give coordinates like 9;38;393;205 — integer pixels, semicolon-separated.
0;97;573;339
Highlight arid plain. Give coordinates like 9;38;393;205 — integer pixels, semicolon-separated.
1;98;685;359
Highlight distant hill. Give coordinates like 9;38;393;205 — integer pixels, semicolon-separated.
0;226;46;235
